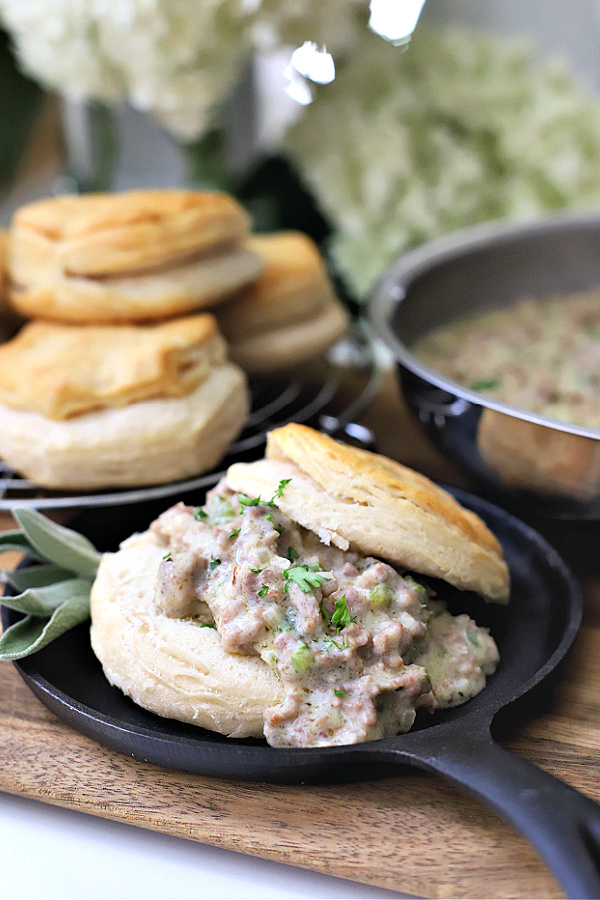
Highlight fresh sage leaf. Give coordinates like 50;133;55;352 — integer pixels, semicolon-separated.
0;592;91;660
0;577;91;617
5;564;75;593
13;509;101;578
0;530;45;561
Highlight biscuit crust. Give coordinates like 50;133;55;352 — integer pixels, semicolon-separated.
216;231;349;373
226;424;510;602
9;244;264;323
12;190;251;276
0;362;249;489
0;314;226;420
90;529;283;737
227;301;349;374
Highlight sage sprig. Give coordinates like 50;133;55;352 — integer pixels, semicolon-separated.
0;508;101;660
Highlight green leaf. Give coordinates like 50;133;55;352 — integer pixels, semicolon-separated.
1;577;91;617
4;564;75;593
0;592;90;660
284;563;330;594
331;595;356;631
0;530;45;561
12;509;101;578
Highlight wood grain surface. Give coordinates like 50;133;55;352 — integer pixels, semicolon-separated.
1;374;599;900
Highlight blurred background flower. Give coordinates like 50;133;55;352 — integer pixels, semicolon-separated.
2;0;600;306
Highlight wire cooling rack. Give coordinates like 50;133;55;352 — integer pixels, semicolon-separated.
0;330;380;510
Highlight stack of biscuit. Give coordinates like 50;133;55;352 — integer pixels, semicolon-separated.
0;189;349;491
0;189;262;490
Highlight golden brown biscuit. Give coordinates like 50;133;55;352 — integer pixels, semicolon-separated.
216;231;349;373
0;361;248;489
90;529;284;738
0;313;250;489
8;190;264;322
0;314;226;420
226;423;510;602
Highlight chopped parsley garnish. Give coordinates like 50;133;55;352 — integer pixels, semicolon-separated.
227;527;241;539
194;507;208;520
334;689;347;697
469;378;501;392
258;585;269;598
238;493;261;511
210;558;221;570
200;622;216;629
266;514;284;534
250;567;264;574
284;563;329;594
274;478;292;499
162;552;172;561
287;546;299;562
331;595;356;631
465;631;482;649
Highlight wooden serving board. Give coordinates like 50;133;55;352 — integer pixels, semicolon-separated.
1;376;599;899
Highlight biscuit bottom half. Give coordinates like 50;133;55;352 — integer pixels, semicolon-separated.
0;363;249;489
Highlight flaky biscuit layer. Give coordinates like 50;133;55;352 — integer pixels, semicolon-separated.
90;529;283;738
226;424;510;602
0;362;249;489
12;190;252;276
9;244;264;324
226;301;349;374
0;314;226;420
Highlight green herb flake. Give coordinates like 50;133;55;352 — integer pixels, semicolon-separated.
469;378;501;392
284;563;330;594
331;595;356;631
258;585;269;598
274;478;291;499
334;688;347;697
210;558;221;570
194;507;208;520
238;493;261;508
162;552;172;561
266;514;285;534
250;567;264;575
227;527;241;539
200;622;216;629
465;631;482;649
287;546;299;562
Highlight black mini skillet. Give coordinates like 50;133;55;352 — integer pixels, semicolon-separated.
4;489;600;899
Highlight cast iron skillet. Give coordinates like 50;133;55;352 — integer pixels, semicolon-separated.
3;489;600;898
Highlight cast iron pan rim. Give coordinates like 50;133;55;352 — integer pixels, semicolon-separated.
1;485;583;766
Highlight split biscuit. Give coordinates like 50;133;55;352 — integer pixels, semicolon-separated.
8;190;264;322
216;231;349;373
226;423;510;602
0;314;249;489
90;529;284;738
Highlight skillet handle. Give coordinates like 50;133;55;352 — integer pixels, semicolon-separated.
402;731;600;899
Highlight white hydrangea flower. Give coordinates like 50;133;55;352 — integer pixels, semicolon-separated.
285;27;600;298
0;0;368;139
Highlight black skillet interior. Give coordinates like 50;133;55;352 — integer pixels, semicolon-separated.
2;487;581;784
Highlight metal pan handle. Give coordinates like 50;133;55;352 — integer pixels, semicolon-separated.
393;728;600;899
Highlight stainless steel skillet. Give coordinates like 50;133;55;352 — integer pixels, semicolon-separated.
3;489;600;898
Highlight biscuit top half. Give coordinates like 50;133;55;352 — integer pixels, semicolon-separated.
0;314;229;420
226;423;510;603
11;189;252;279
